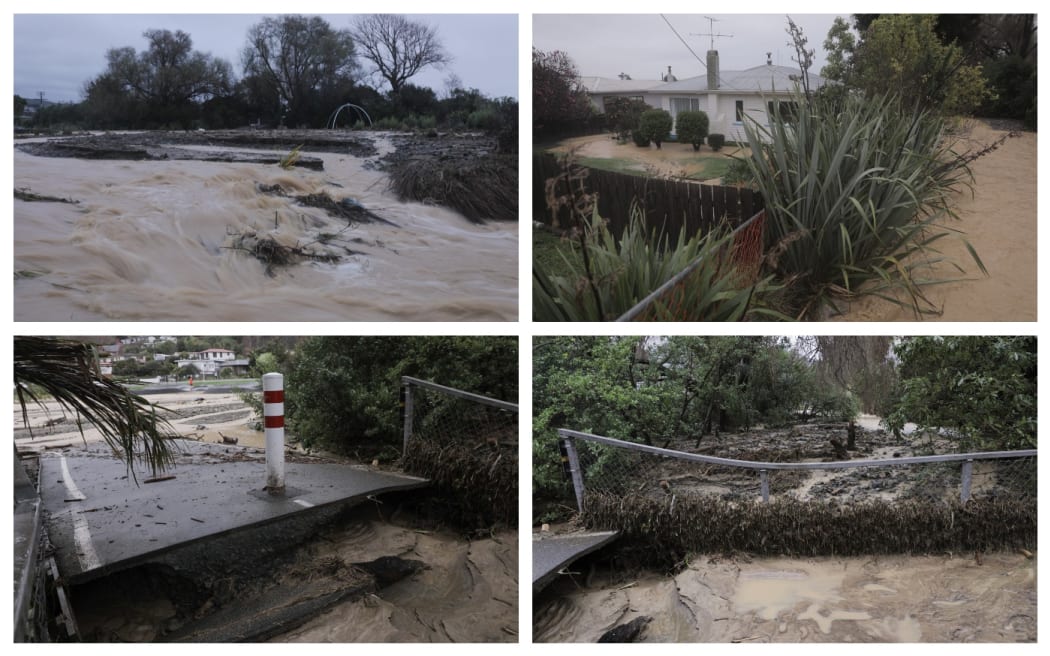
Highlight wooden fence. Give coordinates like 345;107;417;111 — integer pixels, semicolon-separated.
534;152;763;247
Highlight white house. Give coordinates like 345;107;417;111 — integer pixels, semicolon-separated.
175;348;237;376
583;51;826;142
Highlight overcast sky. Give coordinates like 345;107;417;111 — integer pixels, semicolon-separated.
13;13;518;103
533;14;848;82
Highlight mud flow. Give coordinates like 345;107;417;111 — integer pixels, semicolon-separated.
534;550;1036;643
67;501;517;642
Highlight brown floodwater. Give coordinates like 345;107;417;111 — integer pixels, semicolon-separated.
13;138;517;321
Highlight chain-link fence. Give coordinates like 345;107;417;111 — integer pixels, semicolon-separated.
557;428;1036;558
400;377;518;527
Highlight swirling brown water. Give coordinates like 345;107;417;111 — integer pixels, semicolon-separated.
13;141;517;321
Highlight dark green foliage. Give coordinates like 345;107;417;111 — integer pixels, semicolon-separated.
533;48;596;139
720;157;752;186
402;441;517;529
674;110;710;150
603;97;650;140
707;133;725;151
631;131;650;147
582;492;1036;569
637;109;673;148
531;337;842;507
887;336;1036;450
285;337;517;456
742;90;984;319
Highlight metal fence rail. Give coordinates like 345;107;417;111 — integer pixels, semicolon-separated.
615;209;766;321
557;428;1037;511
402;376;518;456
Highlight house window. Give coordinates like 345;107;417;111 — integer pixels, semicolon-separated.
735;100;745;122
670;97;700;117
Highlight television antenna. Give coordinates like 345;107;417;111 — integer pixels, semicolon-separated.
692;16;733;51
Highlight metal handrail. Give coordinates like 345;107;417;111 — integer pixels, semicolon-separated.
557;428;1036;507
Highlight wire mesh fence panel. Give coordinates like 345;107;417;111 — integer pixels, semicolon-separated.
401;377;518;527
558;429;1037;556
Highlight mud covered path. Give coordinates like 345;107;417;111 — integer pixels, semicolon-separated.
534;551;1036;642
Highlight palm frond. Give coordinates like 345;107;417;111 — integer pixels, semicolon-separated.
14;336;178;480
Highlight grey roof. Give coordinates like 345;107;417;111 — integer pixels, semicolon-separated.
586;64;825;95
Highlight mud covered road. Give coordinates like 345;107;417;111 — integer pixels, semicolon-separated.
534;551;1036;642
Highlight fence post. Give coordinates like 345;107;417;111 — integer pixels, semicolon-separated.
262;372;285;495
760;469;769;503
562;435;586;513
402;380;414;458
960;459;974;502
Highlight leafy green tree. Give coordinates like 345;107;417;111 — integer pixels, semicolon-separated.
602;97;650;140
14;95;27;121
532;336;837;502
286;337;516;455
92;29;233;128
887;336;1036;450
637;108;673;148
242;15;358;127
532;48;594;138
674;110;710;151
826;14;990;116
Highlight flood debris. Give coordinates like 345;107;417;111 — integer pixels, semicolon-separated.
256;184;399;227
387;154;517;223
379;133;517;223
15;187;79;204
401;440;517;530
222;229;347;277
598;615;652;643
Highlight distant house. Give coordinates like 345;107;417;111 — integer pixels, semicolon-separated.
582;51;826;142
175;349;237;377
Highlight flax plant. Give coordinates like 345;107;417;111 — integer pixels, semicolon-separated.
533;206;781;322
14;336;178;480
742;91;985;319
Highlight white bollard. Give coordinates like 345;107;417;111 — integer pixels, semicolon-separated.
262;373;285;494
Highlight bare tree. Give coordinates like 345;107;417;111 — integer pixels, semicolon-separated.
351;14;451;96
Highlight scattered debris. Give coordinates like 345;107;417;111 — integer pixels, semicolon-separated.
15;188;79;204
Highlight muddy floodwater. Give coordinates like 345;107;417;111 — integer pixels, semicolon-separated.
13;134;517;321
534;551;1036;642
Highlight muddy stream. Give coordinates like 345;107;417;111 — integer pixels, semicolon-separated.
13;134;517;321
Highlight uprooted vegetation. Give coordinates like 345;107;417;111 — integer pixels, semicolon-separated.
380;134;518;223
224;185;401;276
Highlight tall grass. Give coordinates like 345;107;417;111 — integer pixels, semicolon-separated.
743;91;985;319
533;206;780;321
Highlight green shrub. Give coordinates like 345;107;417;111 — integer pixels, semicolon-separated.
638;108;673;149
742;91;985;319
467;108;499;130
721;157;753;186
631;130;650;147
675;110;710;151
532;205;782;321
707;133;726;151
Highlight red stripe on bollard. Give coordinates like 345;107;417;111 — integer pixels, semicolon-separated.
264;390;284;404
265;415;285;429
